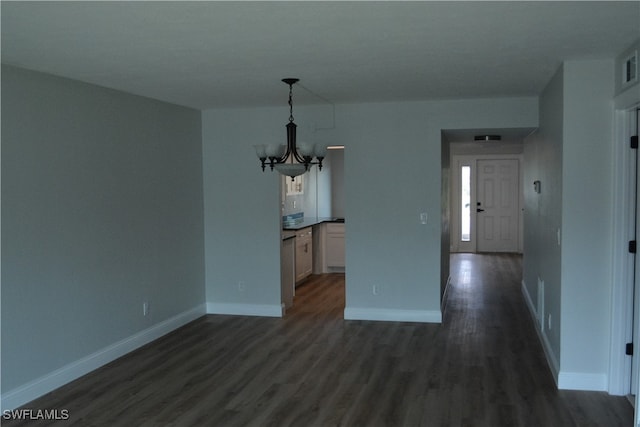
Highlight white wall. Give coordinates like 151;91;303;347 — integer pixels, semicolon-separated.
523;65;564;377
329;149;345;218
440;132;451;301
560;59;615;388
202;106;285;316
523;59;616;390
1;65;205;407
202;97;537;322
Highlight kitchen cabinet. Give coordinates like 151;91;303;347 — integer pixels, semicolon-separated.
325;223;345;268
281;233;295;310
286;174;304;195
313;222;346;273
295;227;313;284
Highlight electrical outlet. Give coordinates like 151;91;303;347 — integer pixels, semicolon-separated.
420;212;428;224
372;285;378;296
143;301;150;316
238;281;246;292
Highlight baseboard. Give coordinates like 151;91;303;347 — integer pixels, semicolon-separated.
521;280;560;384
343;307;442;323
521;279;539;325
441;275;452;316
539;325;560;386
207;302;284;317
0;304;206;411
558;372;608;391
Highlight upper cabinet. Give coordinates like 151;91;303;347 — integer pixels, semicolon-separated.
285;175;304;195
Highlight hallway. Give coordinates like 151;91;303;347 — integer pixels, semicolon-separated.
446;253;632;426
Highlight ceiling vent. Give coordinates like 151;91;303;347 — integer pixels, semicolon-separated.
474;135;501;141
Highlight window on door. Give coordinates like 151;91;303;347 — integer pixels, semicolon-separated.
461;165;471;242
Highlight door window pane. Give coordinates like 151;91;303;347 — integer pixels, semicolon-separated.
461;166;471;242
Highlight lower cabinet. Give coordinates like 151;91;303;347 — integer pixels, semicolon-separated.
313;222;345;273
295;227;313;284
325;223;345;269
281;236;295;310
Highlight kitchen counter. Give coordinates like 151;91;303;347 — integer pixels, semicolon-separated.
282;217;344;231
281;229;297;241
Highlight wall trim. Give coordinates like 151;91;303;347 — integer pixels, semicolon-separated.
343;307;442;323
521;280;560;385
558;372;608;391
0;304;206;411
207;302;284;317
609;102;640;395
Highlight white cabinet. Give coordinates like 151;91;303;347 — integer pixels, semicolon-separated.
295;227;313;284
281;234;295;310
285;174;304;195
325;223;345;268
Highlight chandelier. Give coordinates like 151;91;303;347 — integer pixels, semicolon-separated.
254;78;327;179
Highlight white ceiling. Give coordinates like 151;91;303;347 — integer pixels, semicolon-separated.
2;1;639;110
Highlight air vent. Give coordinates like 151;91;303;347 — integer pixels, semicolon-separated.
474;135;501;141
623;51;638;86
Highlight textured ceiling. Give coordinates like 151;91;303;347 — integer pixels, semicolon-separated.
2;1;639;109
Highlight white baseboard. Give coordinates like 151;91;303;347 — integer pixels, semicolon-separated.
521;279;538;324
539;324;560;385
207;302;284;317
441;275;452;315
558;372;608;391
521;281;609;391
0;304;206;411
344;307;442;323
521;280;560;384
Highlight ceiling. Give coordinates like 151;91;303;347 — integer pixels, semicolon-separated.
2;1;639;110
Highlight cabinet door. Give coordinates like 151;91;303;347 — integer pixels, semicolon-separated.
281;237;294;309
295;238;307;283
302;237;313;277
295;229;313;283
325;223;345;268
326;234;345;267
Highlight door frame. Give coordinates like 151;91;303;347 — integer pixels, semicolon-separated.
450;154;524;253
609;104;640;396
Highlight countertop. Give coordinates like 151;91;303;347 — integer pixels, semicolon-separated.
282;217;345;231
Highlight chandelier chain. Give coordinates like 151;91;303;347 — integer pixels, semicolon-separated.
288;83;294;123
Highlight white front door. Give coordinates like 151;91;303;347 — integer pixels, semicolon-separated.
476;159;520;252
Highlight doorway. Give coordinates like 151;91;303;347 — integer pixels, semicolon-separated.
280;147;346;315
451;154;523;253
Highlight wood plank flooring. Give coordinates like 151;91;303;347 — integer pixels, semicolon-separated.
4;254;633;426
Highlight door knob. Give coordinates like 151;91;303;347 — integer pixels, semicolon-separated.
477;208;485;212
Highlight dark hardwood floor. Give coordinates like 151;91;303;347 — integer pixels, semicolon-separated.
4;254;633;426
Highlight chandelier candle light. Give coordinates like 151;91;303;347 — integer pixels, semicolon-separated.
254;78;327;179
